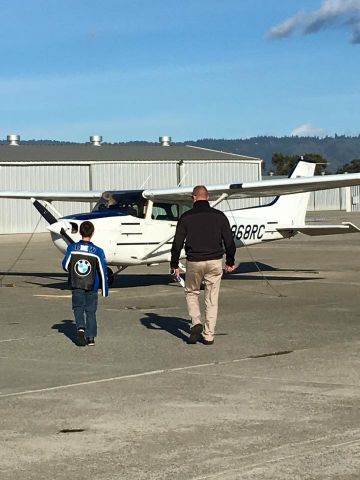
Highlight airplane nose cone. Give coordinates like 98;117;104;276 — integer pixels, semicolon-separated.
47;220;72;235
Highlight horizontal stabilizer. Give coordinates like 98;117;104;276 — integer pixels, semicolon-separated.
277;222;360;237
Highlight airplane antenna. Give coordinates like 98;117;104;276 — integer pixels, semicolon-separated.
139;175;152;189
177;172;188;187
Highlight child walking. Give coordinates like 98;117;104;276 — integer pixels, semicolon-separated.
62;221;109;346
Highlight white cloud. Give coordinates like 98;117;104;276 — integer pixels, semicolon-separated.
267;11;307;39
268;0;360;44
291;123;327;137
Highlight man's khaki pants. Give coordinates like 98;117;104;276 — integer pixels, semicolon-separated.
185;259;223;341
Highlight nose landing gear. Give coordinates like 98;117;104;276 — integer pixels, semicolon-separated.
106;265;127;286
107;267;114;286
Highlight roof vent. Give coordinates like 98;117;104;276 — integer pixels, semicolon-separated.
7;134;20;146
159;135;171;146
90;135;102;146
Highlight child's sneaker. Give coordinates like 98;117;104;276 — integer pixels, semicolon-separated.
77;329;87;347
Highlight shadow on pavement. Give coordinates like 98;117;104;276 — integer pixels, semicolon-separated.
0;271;67;279
140;312;191;343
0;271;177;289
51;319;78;346
223;261;322;281
233;261;319;274
224;274;323;281
0;264;321;289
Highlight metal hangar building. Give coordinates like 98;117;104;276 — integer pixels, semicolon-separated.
0;135;262;234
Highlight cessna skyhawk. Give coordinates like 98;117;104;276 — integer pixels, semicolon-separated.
1;160;360;284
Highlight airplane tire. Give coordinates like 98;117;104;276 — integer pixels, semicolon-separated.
107;267;114;286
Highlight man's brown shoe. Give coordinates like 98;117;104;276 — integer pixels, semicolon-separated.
188;323;203;344
202;338;214;345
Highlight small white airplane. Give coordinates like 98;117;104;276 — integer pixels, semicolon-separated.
1;160;360;284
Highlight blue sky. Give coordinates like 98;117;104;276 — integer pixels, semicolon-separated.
1;0;359;142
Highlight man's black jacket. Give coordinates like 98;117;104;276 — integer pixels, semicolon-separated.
170;200;236;269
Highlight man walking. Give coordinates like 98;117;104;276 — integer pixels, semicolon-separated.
62;221;108;346
170;185;236;345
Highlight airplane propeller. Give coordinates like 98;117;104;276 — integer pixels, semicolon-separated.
32;199;74;245
32;199;58;225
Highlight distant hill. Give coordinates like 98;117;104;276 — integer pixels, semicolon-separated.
4;135;360;173
182;136;360;173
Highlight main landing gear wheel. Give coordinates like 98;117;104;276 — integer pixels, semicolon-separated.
107;267;114;286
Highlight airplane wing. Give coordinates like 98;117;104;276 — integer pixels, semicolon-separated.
2;162;360;204
0;191;103;202
143;172;360;204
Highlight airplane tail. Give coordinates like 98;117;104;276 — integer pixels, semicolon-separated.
261;160;316;226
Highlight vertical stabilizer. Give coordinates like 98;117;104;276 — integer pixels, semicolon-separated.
262;161;316;226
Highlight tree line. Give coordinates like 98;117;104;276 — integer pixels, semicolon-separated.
270;153;360;176
184;136;360;173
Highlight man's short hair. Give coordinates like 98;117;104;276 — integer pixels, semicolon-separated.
192;185;208;197
80;221;95;238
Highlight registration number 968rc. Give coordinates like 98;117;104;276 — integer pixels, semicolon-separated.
231;224;265;240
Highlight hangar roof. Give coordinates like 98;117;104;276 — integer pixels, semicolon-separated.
0;144;261;163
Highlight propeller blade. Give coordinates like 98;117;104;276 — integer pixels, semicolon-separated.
32;199;58;225
60;227;75;245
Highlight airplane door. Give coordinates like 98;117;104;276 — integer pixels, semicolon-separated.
119;218;144;237
113;217;148;263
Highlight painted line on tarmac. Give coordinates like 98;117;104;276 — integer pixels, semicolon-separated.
0;355;120;368
0;357;257;399
3;343;354;399
0;337;28;343
33;294;71;298
0;334;57;343
32;290;183;300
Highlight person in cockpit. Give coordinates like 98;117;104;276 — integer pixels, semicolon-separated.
103;192;118;209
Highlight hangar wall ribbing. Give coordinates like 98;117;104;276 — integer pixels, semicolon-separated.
0;159;261;234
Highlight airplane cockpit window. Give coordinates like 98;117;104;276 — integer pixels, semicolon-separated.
93;191;147;218
152;202;191;221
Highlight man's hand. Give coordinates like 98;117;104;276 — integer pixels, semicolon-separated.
170;268;180;277
224;265;236;273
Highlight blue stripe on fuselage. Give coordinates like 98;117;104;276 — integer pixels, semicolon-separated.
63;210;128;221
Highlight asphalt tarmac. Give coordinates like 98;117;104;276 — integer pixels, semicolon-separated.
0;211;360;479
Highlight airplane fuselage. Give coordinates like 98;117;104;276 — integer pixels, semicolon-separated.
49;207;290;267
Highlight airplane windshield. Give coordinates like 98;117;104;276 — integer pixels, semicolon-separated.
93;191;146;218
